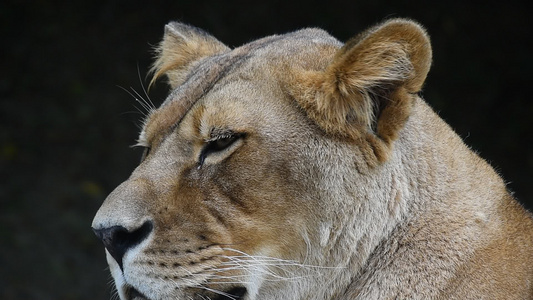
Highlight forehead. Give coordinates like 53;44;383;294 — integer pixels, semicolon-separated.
141;29;341;145
197;76;285;135
142;53;247;144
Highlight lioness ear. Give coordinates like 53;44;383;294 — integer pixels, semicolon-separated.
150;22;230;89
292;19;432;162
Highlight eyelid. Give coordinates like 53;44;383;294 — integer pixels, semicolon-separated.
132;141;151;163
198;131;244;167
206;129;239;142
140;146;151;162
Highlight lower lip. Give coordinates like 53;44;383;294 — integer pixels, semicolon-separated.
128;287;149;300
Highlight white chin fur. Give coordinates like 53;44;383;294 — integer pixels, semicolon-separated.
106;250;128;300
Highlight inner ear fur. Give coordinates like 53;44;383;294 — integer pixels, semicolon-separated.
291;19;432;163
150;22;230;89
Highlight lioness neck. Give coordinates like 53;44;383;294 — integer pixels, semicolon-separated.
336;97;533;299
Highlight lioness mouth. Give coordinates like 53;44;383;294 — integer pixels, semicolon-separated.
214;287;247;300
126;286;247;300
128;287;148;300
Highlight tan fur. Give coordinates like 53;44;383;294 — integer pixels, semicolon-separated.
149;22;230;90
289;20;431;165
93;19;533;300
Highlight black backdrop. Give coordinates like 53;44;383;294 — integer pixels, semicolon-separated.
1;1;531;299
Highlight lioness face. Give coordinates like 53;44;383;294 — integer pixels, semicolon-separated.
93;30;341;300
93;20;433;299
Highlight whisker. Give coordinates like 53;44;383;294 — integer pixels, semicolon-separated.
130;86;154;112
204;281;254;285
220;249;344;270
116;85;153;117
207;271;313;283
198;247;348;288
137;64;156;110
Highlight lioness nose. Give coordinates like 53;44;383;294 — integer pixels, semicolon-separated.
92;221;153;270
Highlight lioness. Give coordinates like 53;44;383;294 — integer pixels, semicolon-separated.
92;19;533;299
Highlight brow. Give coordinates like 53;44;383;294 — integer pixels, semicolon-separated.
143;35;286;146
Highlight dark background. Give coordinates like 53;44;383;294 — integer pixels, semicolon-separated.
1;1;531;299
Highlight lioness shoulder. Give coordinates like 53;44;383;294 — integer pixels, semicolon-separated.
93;19;533;300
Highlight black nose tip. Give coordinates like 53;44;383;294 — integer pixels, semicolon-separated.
92;221;153;270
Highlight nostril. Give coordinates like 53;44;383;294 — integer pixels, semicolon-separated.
92;221;153;271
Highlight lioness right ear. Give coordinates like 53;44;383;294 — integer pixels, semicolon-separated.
150;22;230;89
290;19;432;164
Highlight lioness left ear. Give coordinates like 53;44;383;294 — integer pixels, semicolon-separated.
292;19;432;163
150;22;230;89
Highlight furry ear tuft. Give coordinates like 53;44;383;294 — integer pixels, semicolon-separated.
291;19;432;162
149;22;230;90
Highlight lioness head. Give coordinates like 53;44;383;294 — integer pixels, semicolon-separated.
93;19;532;300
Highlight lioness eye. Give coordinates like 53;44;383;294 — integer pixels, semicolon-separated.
140;147;150;162
198;134;241;166
211;136;237;151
